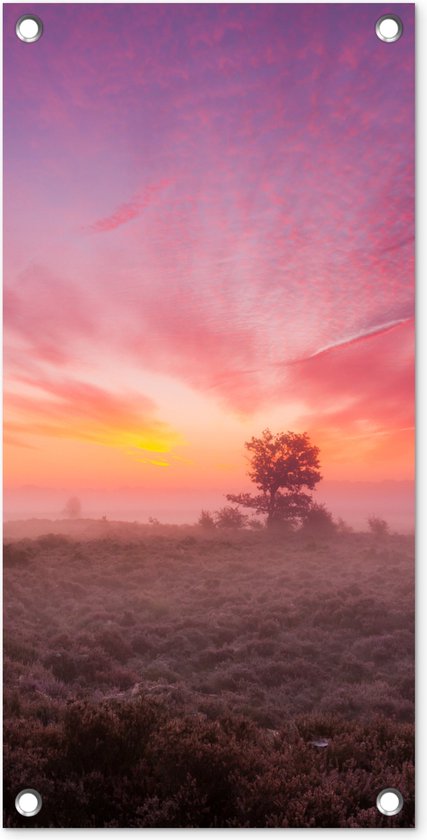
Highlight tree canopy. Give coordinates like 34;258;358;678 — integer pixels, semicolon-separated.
227;429;321;527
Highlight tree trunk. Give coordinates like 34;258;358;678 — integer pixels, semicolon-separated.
266;491;276;527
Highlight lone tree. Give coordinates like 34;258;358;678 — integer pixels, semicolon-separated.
62;496;82;519
227;429;321;528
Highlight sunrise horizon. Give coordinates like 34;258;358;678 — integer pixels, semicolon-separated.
4;3;414;516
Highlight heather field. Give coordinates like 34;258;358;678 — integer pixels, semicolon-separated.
3;522;414;827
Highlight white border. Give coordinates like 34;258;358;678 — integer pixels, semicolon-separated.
0;1;424;837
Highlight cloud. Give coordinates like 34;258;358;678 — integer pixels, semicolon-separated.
302;317;412;360
136;458;170;467
5;376;182;456
88;179;172;233
4;265;93;367
289;318;414;435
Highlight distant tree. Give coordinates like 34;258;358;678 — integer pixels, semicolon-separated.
214;506;248;530
336;517;353;536
198;510;217;529
63;496;82;519
368;516;390;538
227;429;321;528
148;517;160;526
300;503;336;538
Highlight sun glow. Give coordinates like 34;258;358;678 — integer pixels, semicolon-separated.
3;1;414;519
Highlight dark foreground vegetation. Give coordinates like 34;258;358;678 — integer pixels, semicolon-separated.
3;524;414;827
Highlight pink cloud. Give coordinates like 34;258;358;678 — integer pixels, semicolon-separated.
4;265;93;366
288;319;414;434
88;179;172;233
5;375;179;454
301;317;412;360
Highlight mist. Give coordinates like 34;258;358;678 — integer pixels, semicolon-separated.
3;479;414;532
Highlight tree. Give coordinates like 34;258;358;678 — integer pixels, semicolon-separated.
227;429;321;527
63;496;82;519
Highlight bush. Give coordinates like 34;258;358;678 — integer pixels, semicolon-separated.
214;507;248;529
3;543;34;567
301;503;336;538
368;517;390;538
2;699;415;827
95;629;132;661
36;533;71;550
198;511;216;529
3;529;414;826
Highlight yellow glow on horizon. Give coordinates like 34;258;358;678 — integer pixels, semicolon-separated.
138;459;170;467
109;428;185;454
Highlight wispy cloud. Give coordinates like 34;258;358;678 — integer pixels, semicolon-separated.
5;376;183;456
291;319;414;438
136;457;170;467
88;179;172;233
304;317;412;361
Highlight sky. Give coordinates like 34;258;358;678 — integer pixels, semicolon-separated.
4;3;415;523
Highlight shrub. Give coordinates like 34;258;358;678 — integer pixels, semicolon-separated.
95;629;132;661
132;632;155;655
62;697;162;775
3;529;414;826
214;507;248;529
198;510;216;529
3;543;34;567
301;503;336;538
36;533;71;550
2;700;415;827
368;517;390;538
109;667;137;691
43;652;78;683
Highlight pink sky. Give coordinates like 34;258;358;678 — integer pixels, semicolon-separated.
4;4;414;524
